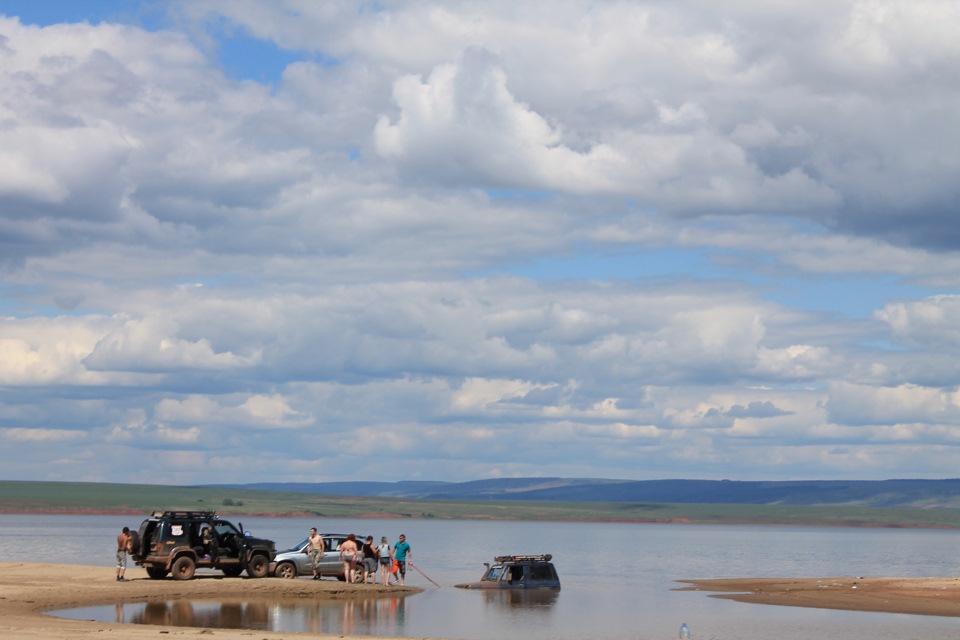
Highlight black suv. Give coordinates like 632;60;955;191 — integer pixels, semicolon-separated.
131;510;276;580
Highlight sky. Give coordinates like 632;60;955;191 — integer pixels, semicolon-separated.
1;1;959;486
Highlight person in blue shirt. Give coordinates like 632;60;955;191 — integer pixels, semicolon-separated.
393;534;412;585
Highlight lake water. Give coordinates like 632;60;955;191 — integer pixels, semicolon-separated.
3;513;959;639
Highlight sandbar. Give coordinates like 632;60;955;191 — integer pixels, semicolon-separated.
0;562;436;640
677;576;960;617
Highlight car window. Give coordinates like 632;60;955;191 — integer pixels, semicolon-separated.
484;566;503;581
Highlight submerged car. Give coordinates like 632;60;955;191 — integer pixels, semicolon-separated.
270;533;367;580
455;554;560;590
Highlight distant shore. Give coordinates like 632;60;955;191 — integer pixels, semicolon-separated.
7;479;960;528
2;509;958;530
677;576;960;617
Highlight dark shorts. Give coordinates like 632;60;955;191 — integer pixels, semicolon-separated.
396;560;406;576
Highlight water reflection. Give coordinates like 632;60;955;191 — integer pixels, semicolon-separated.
114;597;408;635
98;592;553;637
480;588;559;611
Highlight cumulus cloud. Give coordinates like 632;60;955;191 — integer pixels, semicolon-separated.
83;316;258;373
1;2;959;484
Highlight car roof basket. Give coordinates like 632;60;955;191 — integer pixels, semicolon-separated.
152;510;220;519
493;554;552;562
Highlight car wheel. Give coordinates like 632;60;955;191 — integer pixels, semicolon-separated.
246;553;269;578
171;556;196;580
146;566;169;579
275;561;298;579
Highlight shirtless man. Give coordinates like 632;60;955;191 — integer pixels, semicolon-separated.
116;527;132;582
307;528;325;580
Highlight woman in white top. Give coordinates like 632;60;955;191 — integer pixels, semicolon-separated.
377;536;392;585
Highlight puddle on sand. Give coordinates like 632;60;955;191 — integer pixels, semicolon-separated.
51;596;411;636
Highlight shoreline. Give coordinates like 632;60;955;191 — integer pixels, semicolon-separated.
677;576;960;617
5;563;960;640
0;561;433;640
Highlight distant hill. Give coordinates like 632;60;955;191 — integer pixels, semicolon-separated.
210;477;960;509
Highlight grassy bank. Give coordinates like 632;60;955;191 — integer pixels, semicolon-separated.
2;480;960;528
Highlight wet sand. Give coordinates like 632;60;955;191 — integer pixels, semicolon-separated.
677;576;960;617
0;562;435;640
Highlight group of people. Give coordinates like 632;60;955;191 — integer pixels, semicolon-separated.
307;529;412;585
115;524;414;586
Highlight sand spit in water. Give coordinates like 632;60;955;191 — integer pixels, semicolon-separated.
677;575;960;617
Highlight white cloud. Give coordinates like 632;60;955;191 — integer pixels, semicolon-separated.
1;2;959;484
1;428;86;442
83;316;258;373
827;381;960;426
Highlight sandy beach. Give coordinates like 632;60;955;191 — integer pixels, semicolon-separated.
0;562;435;640
678;576;960;617
6;563;960;640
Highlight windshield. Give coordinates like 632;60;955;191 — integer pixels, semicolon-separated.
285;538;309;552
483;566;504;581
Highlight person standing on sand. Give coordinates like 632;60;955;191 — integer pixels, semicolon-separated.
307;528;325;580
339;533;359;583
393;533;411;586
116;527;132;582
377;536;392;585
360;536;378;584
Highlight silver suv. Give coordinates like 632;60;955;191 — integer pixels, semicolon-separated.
270;533;367;580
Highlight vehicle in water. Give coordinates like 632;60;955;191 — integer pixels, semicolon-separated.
131;510;276;580
455;554;560;590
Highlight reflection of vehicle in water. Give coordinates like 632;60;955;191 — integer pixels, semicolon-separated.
119;597;407;635
131;600;270;629
480;587;560;609
455;554;560;590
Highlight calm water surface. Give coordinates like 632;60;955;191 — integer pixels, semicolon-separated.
3;514;959;639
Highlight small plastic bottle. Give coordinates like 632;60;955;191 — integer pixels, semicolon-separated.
679;622;690;639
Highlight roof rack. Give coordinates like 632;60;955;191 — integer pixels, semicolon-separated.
493;554;553;563
151;510;220;519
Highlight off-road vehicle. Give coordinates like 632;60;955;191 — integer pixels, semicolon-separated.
455;554;560;589
131;510;276;580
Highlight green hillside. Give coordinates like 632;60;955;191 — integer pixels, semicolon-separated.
3;480;960;528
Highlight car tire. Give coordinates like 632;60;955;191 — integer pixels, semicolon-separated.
275;561;298;579
146;566;169;579
246;553;269;578
171;556;196;580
